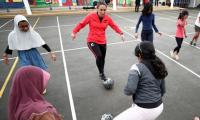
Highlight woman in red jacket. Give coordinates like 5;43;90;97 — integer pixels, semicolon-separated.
71;1;124;82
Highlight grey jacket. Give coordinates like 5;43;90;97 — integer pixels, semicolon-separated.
124;63;166;104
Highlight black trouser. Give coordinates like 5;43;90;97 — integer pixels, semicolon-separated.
141;30;153;42
87;42;106;74
155;0;159;6
173;37;183;54
135;4;140;12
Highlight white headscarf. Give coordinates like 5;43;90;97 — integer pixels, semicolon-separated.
8;15;45;50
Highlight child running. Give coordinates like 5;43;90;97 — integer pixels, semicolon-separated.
2;15;56;70
135;3;162;42
101;41;168;120
170;10;189;60
190;12;200;46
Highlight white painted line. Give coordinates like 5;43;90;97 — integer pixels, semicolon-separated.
148;14;200;50
123;26;136;30
0;19;13;29
57;16;77;120
127;29;200;79
189;10;200;14
113;13;200;79
0;24;76;33
0;56;17;61
34;24;76;29
151;13;200;49
155;13;177;19
0;39;138;62
111;12;200;50
161;32;200;50
169;32;195;36
158;16;194;27
0;30;11;33
155;12;199;27
159;11;197;19
156;50;200;79
108;39;138;45
111;13;134;22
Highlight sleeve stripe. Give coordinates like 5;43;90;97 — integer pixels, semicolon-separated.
130;64;140;75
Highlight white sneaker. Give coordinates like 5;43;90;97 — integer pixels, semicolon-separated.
175;54;179;60
170;51;175;59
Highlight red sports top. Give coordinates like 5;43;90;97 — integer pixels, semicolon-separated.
175;19;187;38
73;12;123;44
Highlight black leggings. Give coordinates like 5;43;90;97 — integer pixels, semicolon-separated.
135;4;140;12
173;37;183;54
155;0;159;6
87;42;106;74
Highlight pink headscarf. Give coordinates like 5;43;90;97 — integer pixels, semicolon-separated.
8;66;61;120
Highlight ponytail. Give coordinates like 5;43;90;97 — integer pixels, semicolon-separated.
135;41;168;79
178;10;189;19
150;56;168;79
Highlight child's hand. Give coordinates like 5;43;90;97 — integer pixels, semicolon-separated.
50;52;56;61
3;54;9;65
157;32;162;36
71;32;76;41
134;33;138;39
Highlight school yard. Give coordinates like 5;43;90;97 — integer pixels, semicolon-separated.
0;8;200;120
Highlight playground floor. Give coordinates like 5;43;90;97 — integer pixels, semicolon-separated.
0;8;200;120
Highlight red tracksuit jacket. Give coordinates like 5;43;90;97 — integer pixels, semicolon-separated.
73;12;123;44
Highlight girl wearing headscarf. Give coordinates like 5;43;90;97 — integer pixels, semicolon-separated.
2;15;56;70
8;66;63;120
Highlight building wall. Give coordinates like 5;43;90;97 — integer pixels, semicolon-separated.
189;0;200;7
0;0;132;8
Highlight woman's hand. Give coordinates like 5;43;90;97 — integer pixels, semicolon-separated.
3;54;9;65
71;32;76;41
50;52;56;61
120;34;125;41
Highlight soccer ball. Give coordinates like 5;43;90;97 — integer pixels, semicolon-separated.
103;78;114;89
101;113;113;120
